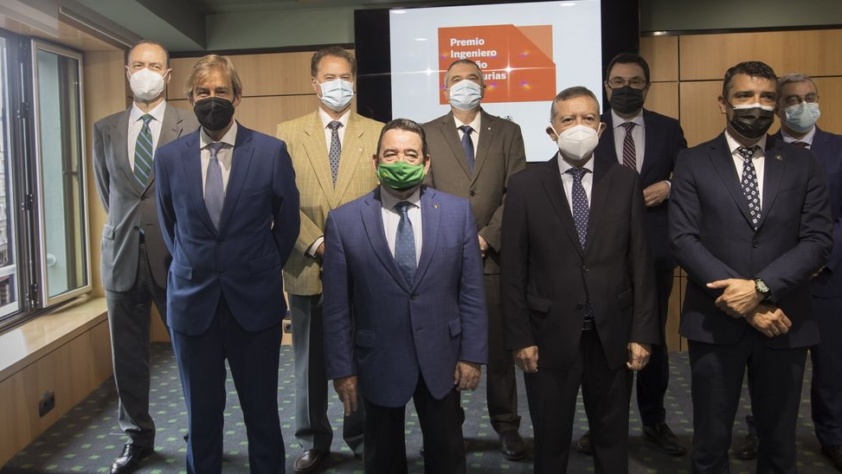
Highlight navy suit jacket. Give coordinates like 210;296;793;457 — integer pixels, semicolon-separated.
595;109;687;270
322;186;488;408
155;124;300;335
670;133;832;348
772;127;842;299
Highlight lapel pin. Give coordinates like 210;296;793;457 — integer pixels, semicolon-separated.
433;203;439;209
775;154;782;161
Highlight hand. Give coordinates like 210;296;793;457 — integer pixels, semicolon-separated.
643;181;670;207
315;242;326;258
745;304;792;338
626;342;651;371
453;361;481;391
707;278;762;317
513;346;539;373
333;376;359;416
478;235;489;258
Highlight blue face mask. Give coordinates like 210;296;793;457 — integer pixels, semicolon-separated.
784;102;821;133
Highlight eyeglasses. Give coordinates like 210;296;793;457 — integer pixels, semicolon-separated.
606;77;647;89
782;93;819;107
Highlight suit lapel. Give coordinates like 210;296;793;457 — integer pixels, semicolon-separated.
333;113;370;201
640;110;656;181
585;157;612;254
112;111;142;194
361;189;410;291
472;111;494;181
413;188;440;288
757;136;786;230
541;157;583;256
217;124;255;233
142;106;188;195
708;134;756;229
302;113;336;206
439;113;473;178
178;131;215;231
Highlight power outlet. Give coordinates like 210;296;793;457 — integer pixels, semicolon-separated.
38;391;55;417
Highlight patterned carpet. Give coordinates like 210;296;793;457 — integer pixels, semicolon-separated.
1;343;838;473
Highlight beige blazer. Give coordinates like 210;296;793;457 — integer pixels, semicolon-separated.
278;111;384;295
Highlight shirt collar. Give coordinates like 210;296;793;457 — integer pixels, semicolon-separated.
724;130;767;156
453;111;482;133
779;126;816;146
380;185;422;211
319;108;350;129
611;108;644;129
557;153;595;177
200;121;238;150
130;101;167;124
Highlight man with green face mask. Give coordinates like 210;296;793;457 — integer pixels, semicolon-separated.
322;118;488;474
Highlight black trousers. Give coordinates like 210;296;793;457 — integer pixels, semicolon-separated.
484;273;521;433
635;267;674;425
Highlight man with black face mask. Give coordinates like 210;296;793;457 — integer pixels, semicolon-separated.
670;60;832;473
575;53;688;458
155;54;300;473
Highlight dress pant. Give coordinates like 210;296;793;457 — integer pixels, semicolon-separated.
688;331;807;474
105;240;167;448
811;295;842;448
635;267;674;426
483;273;521;434
171;297;285;474
289;294;364;453
364;374;465;474
524;329;631;474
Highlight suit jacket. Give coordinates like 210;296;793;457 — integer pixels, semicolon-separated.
423;110;526;273
670;133;832;348
594;109;687;271
772;127;842;298
277;111;384;295
501;156;658;370
155;124;300;335
322;186;488;408
93;104;198;291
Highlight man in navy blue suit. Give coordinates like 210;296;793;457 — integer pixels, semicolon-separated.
670;61;832;474
155;54;300;474
322;118;487;474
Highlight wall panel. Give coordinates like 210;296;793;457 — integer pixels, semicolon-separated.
640;35;678;83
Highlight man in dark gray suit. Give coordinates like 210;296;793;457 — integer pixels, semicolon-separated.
92;39;198;474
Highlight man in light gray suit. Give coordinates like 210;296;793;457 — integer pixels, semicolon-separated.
92;39;198;474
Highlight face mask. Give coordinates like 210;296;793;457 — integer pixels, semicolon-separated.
319;79;354;112
377;161;426;190
448;79;482;111
554;124;600;162
727;102;775;139
193;97;235;132
129;68;167;102
609;85;645;115
783;102;821;133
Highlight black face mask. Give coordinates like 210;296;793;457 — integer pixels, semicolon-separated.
727;103;775;139
609;86;645;114
193;97;235;131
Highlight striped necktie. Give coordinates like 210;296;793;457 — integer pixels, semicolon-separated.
621;122;637;170
133;114;154;186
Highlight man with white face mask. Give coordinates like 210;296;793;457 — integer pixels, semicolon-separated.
422;59;527;461
501;86;658;473
277;46;384;473
92;39;198;474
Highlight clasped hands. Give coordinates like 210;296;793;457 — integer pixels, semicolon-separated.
707;278;791;338
513;342;651;373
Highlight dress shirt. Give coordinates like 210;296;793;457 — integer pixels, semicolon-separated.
557;153;595;214
454;113;481;154
319;107;349;150
725;131;767;208
127;101;167;170
611;109;645;172
199;121;238;194
380;186;423;266
780;126;816;148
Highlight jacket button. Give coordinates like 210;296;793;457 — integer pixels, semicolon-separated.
582;266;589;273
469;190;476;196
752;241;759;248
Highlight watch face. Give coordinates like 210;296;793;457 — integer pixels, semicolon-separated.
756;280;769;293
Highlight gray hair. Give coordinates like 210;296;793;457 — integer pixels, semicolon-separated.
777;72;818;94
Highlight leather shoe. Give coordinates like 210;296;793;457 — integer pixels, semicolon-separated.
642;422;687;456
499;430;526;461
734;433;758;461
822;444;842;472
294;449;328;473
576;431;593;455
110;444;153;474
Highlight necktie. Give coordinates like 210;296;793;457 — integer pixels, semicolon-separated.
328;121;342;186
793;141;810;148
394;201;416;284
621;122;637;170
737;145;762;229
459;125;475;173
133;114;154;186
205;142;225;230
567;167;590;249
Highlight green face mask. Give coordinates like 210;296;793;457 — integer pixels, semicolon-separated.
377;161;426;190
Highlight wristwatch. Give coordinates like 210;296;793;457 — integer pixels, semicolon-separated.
754;278;771;302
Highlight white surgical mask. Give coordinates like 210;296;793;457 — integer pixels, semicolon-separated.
319;79;354;112
784;102;821;134
554;124;600;162
448;79;482;111
129;68;167;102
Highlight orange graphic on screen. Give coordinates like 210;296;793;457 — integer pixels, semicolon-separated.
439;24;555;104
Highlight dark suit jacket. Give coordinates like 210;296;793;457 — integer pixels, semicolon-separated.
670;133;833;348
423;110;526;273
595;109;687;271
772;127;842;299
501;156;658;370
93;104;198;291
322;186;488;408
155;124;300;335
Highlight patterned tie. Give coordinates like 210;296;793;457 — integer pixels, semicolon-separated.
459;125;475;173
205;142;225;230
567;167;590;249
737;145;762;229
328;121;342;186
394;201;416;284
133;114;154;186
621;122;637;170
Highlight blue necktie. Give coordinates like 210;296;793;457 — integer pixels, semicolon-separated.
328;121;342;186
737;145;761;229
394;201;416;284
205;142;225;230
133;114;154;186
567;167;590;249
459;125;475;173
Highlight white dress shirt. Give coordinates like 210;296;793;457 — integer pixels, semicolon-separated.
557;154;595;214
780;126;816;148
611;109;645;172
319;107;350;149
454;113;481;153
199;121;238;194
725;131;767;208
380;186;423;266
127;101;167;170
